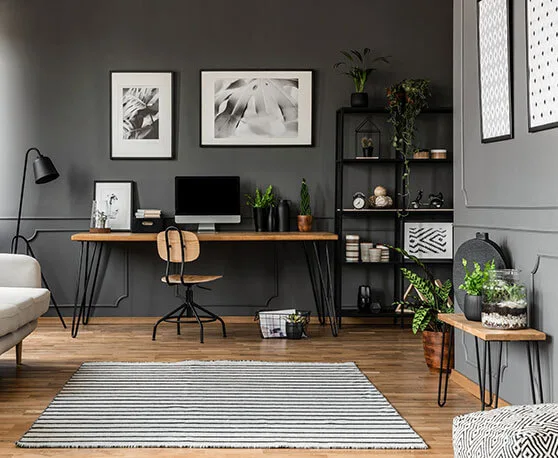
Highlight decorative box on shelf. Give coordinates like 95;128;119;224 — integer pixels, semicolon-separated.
132;209;163;233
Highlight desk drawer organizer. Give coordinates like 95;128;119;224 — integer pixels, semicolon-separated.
132;218;164;233
255;309;310;338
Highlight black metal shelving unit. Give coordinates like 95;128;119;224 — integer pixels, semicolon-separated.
334;106;454;327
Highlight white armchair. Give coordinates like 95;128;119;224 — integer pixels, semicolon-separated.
0;254;50;364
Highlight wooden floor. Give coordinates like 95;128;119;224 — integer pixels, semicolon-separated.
0;318;481;457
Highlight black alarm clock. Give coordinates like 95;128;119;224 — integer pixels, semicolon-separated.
352;192;367;210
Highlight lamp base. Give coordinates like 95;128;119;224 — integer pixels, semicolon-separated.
89;228;111;234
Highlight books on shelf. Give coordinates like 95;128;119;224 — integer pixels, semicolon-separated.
135;209;162;219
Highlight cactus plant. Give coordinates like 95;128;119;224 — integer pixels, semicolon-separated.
299;179;312;216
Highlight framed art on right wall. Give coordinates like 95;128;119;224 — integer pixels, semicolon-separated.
526;0;558;132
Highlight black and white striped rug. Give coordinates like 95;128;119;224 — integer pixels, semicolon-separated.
17;361;427;449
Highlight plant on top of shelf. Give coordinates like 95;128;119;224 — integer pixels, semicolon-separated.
246;185;275;232
297;178;313;232
386;79;431;213
333;48;390;107
391;246;454;371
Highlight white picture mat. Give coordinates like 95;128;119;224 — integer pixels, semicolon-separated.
526;0;558;130
94;182;133;230
111;72;173;158
201;70;313;145
404;222;453;260
478;0;512;140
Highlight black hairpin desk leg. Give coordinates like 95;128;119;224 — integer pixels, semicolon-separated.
437;324;454;407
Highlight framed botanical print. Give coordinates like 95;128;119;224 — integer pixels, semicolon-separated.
110;72;175;159
93;181;134;231
200;70;313;146
477;0;513;142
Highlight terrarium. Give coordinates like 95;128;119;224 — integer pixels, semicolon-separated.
481;269;528;329
354;118;381;158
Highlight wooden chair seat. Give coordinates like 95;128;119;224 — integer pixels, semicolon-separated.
161;274;222;285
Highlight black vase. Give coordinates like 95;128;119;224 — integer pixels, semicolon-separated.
351;92;368;108
357;285;372;312
286;322;304;339
253;207;268;232
267;207;278;232
278;200;290;232
463;294;482;321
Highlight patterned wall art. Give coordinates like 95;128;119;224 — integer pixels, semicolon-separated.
526;0;558;132
477;0;513;142
404;222;454;260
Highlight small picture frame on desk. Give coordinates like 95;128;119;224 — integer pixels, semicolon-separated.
93;181;134;231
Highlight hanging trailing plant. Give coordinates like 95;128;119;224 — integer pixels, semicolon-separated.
386;79;431;213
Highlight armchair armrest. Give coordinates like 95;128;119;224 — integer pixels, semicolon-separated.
0;254;41;288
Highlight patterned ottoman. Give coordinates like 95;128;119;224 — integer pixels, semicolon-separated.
453;404;558;457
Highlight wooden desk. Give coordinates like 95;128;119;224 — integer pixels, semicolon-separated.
70;231;339;338
437;313;546;410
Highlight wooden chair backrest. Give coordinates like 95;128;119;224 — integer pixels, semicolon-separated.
157;229;200;263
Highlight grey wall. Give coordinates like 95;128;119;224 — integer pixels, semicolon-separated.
454;0;558;404
0;0;453;317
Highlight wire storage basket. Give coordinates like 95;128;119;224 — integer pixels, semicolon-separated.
255;309;311;339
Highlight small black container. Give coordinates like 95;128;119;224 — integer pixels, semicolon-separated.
351;92;368;108
463;294;482;321
253;207;268;232
278;200;290;232
132;218;164;233
267;206;278;232
286;322;304;339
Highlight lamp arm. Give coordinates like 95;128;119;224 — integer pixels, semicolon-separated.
13;147;41;254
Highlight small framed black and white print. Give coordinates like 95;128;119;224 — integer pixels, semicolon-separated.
110;72;174;159
200;70;313;146
477;0;513;143
526;0;558;132
93;181;134;231
404;222;453;260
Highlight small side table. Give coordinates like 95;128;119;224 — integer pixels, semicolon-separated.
437;313;546;410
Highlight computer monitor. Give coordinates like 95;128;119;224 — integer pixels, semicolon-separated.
175;176;241;232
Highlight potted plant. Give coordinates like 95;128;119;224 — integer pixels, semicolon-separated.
246;185;275;232
361;137;374;157
458;259;495;321
297;178;312;232
334;48;390;108
392;246;454;371
285;313;307;339
386;79;431;210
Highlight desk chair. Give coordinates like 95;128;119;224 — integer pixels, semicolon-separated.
153;227;226;343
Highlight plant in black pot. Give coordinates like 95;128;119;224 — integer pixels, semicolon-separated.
334;48;390;108
246;185;275;232
458;258;495;322
285;313;308;339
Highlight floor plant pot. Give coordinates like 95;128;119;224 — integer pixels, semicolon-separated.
351;92;368;108
253;208;269;232
297;215;313;232
422;330;454;372
463;294;482;321
286;322;304;339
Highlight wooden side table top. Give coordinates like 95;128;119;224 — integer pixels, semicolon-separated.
438;313;546;342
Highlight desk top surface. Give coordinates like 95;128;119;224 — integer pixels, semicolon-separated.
71;231;338;242
438;313;546;341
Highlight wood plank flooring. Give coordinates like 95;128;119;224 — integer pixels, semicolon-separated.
0;318;481;457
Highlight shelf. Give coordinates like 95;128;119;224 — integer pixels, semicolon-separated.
339;208;454;215
343;259;452;265
403;259;453;265
337;106;453;114
339;157;452;164
340;309;403;318
343;261;397;265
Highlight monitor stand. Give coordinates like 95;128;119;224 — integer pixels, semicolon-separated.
197;223;216;233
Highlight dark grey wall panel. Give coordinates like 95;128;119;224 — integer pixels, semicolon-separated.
0;0;452;317
454;0;558;404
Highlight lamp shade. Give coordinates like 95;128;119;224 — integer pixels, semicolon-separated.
33;155;59;184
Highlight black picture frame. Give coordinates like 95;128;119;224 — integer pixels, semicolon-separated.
93;180;134;231
199;69;314;147
525;0;558;133
477;0;514;143
110;71;176;160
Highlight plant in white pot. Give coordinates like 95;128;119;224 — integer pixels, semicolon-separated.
458;259;495;321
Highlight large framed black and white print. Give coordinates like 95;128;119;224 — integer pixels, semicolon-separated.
526;0;558;132
404;222;453;260
111;72;174;159
200;70;313;146
477;0;513;142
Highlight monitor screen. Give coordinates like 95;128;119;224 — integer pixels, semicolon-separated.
175;176;240;216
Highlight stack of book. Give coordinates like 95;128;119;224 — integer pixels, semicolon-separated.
135;209;162;219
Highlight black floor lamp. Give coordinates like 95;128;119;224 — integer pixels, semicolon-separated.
11;147;66;328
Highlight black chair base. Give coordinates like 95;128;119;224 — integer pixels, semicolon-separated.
152;286;226;343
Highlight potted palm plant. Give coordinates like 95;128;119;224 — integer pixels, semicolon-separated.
297;178;312;232
392;247;454;371
458;259;495;321
334;48;390;107
246;185;275;232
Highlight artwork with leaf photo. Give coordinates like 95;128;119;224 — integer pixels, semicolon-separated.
111;72;174;159
200;70;313;146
